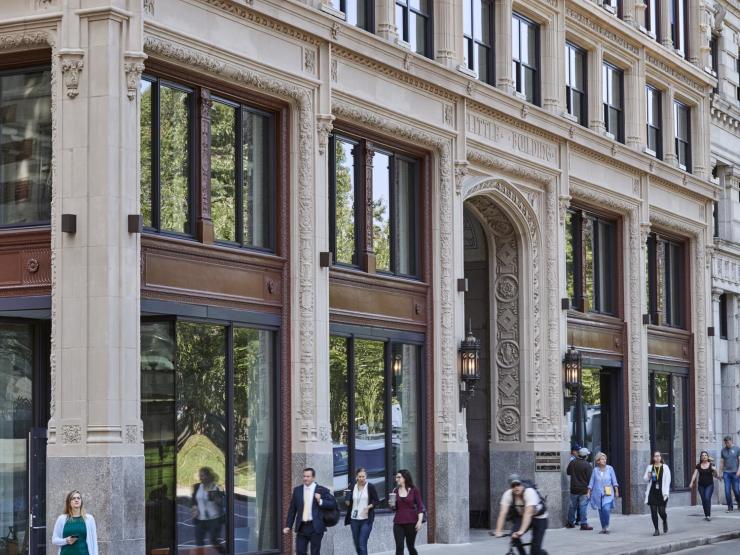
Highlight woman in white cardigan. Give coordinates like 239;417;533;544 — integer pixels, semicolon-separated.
643;451;672;536
51;490;99;555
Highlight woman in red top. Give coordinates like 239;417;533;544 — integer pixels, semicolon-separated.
390;469;425;555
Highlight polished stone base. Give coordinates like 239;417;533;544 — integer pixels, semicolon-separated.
47;455;145;555
435;450;470;544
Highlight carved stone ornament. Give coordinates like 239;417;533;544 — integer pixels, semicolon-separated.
466;81;475;97
317;114;334;156
62;425;82;444
403;52;411;72
124;52;147;101
330;58;338;82
0;29;54;52
125;424;138;444
304;49;316;74
454;161;469;196
443;104;453;127
59;50;84;99
331;22;340;40
144;0;155;14
558;195;571;227
27;258;40;274
521;105;528;119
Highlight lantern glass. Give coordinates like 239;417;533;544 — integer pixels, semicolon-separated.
392;354;402;377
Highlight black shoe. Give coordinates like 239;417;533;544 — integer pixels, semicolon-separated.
653;530;660;536
565;523;575;529
663;521;668;534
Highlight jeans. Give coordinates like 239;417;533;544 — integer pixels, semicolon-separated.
194;518;225;552
723;472;740;509
350;518;372;555
568;493;589;525
597;507;611;530
698;484;714;517
510;517;548;555
393;523;417;555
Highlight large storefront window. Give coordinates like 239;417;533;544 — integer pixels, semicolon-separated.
649;369;689;489
142;319;278;555
0;68;52;227
646;233;686;328
329;330;423;509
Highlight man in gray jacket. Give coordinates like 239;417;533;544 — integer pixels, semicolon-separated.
566;448;593;530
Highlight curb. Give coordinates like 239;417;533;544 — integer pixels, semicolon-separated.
620;531;740;555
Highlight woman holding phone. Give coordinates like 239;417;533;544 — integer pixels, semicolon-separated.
343;467;380;554
51;490;99;555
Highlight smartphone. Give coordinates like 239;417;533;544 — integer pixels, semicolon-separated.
70;535;79;539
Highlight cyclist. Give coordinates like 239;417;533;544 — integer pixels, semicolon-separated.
493;474;548;555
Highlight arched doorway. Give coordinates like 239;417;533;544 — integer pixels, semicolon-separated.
463;194;523;529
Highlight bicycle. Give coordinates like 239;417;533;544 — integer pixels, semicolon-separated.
495;532;549;555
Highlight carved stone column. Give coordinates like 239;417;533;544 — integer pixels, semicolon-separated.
376;0;398;41
434;0;459;68
495;0;514;94
588;44;605;135
625;60;644;149
541;14;561;114
662;86;677;166
47;3;145;554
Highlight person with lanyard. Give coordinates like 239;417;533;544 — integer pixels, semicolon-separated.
587;452;619;534
493;474;548;555
51;490;99;555
689;451;718;521
343;467;380;555
719;435;740;512
643;451;671;535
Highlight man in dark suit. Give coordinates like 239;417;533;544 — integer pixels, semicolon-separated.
283;467;337;555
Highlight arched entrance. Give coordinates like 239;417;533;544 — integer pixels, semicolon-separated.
463;193;523;528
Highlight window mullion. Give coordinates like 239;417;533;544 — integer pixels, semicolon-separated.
384;342;393;503
389;155;397;274
152;80;161;231
347;337;357;487
226;326;235;555
236;107;244;246
362;142;376;272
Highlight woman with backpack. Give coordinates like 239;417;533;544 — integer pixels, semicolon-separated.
644;451;671;535
343;467;380;555
587;452;620;534
390;469;425;555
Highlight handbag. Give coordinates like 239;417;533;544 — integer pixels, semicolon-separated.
603;485;612;497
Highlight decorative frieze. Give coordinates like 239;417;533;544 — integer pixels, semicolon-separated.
566;6;639;55
645;53;708;94
467;112;558;167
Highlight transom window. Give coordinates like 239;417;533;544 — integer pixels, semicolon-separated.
0;67;52;227
512;13;539;105
140;74;277;250
395;1;432;58
646;233;686;328
329;133;420;278
329;330;423;510
330;0;373;31
646;85;662;158
464;0;494;84
602;62;624;142
565;42;587;126
673;100;691;172
566;209;617;315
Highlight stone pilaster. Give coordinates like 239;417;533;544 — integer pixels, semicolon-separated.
588;44;605;135
541;14;561;114
434;0;459;68
376;0;398;42
663;86;677;166
495;0;514;94
47;3;145;554
625;59;644;149
659;0;673;49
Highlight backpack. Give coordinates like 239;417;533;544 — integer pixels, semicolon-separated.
507;480;547;520
319;491;341;527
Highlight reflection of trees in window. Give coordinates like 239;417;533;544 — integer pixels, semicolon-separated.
649;371;689;488
354;339;385;437
330;337;349;445
211;100;237;242
332;138;357;265
646;233;685;327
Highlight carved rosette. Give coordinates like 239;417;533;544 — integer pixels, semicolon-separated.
124;52;147;101
59;49;84;99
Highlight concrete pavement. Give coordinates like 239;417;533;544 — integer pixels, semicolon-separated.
375;505;740;554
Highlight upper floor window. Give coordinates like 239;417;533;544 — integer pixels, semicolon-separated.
396;1;432;58
719;293;728;339
673;100;691;172
602;62;624;142
330;0;374;32
646;233;686;328
670;0;688;58
713;200;719;238
566;209;617;315
604;0;622;17
646;85;662;158
0;67;51;227
464;0;494;84
565;42;587;126
645;0;659;39
512;13;539;105
329;133;420;278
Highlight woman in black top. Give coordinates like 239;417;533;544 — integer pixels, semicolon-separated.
689;451;718;520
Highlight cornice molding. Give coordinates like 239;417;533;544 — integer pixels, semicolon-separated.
467;99;560;142
565;4;639;56
645;53;708;94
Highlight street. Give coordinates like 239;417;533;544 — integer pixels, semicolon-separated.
680;539;740;554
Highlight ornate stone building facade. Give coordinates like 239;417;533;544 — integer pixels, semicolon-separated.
0;1;720;554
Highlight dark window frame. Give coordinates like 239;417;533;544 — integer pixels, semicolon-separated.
602;62;624;143
141;312;282;555
333;0;375;32
670;0;689;59
673;100;691;172
395;0;434;59
512;12;540;106
328;132;422;279
719;293;728;339
713;200;720;238
646;233;687;329
464;0;495;85
645;0;660;40
565;41;588;126
0;64;53;230
329;324;426;513
646;85;663;159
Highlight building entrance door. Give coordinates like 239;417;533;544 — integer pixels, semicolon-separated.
0;319;49;555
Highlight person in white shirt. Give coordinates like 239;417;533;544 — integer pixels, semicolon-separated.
284;467;337;555
190;467;225;553
343;468;380;555
494;474;548;555
51;490;99;555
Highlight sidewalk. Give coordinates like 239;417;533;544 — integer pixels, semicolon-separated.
375;505;740;555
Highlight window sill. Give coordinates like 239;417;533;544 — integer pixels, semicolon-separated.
456;64;478;80
330;264;427;289
319;4;345;20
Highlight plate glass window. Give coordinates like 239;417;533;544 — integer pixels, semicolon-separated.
396;1;432;58
0;68;52;226
649;370;689;488
330;0;373;31
670;0;688;58
565;43;587;126
464;0;494;84
645;0;659;39
673;101;691;172
512;14;539;105
602;62;623;142
646;234;685;328
646;86;662;158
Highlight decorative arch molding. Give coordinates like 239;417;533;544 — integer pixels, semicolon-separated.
330;98;462;443
466;147;554;187
649;208;712;446
570;181;647;443
143;34;323;441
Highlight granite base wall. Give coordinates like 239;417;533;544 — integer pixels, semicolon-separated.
47;455;145;555
434;450;470;544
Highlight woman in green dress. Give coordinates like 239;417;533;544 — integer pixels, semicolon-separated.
52;490;99;555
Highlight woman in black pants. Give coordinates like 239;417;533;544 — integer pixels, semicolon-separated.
643;451;671;536
390;469;425;555
689;451;718;520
